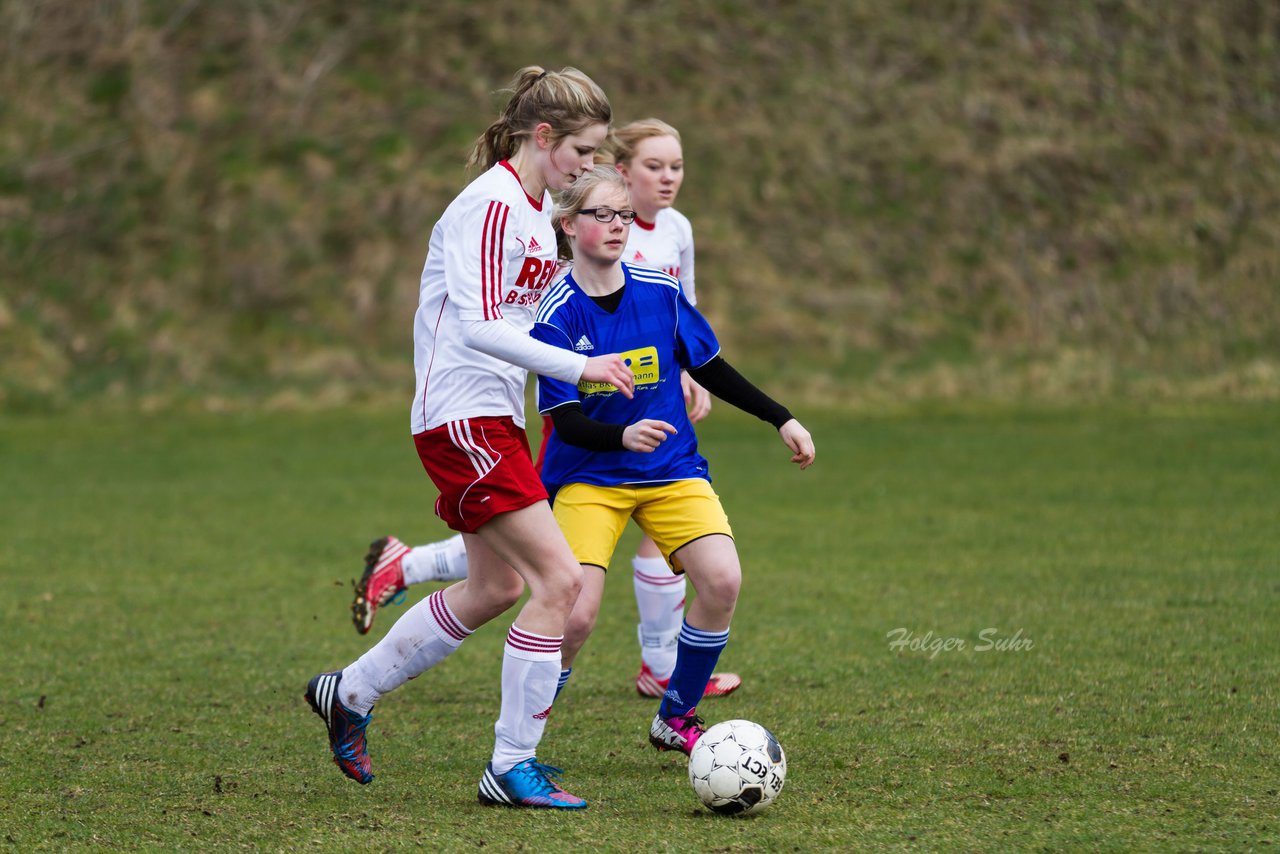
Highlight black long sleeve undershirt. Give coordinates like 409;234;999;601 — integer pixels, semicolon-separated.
688;356;793;428
546;401;627;451
547;356;793;451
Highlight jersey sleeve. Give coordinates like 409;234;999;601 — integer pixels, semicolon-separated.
442;198;517;322
674;286;720;370
531;319;582;413
677;213;696;305
463;318;586;384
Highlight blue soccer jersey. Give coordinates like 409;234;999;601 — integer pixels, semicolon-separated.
533;262;721;490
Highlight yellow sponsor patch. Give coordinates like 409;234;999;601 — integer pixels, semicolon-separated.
579;346;660;395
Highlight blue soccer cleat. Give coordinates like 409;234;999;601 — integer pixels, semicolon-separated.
305;671;374;784
477;759;587;809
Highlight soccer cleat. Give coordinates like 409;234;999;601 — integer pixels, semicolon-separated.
702;671;743;698
305;671;374;784
635;662;742;700
352;536;410;634
477;759;587;809
649;708;706;756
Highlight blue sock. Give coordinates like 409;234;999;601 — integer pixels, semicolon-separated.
659;621;729;717
554;667;573;700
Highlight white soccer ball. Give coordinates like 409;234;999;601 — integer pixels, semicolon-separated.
688;719;786;815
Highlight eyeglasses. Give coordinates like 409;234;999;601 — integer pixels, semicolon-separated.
576;207;637;224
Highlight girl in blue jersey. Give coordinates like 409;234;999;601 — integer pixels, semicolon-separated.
353;120;743;706
533;166;815;755
606;119;741;701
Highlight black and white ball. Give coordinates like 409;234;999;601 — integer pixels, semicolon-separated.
688;719;787;815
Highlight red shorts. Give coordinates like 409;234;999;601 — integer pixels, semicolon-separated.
533;413;555;473
414;417;548;534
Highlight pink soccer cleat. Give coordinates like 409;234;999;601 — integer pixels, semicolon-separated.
351;536;409;634
648;708;707;756
635;662;742;699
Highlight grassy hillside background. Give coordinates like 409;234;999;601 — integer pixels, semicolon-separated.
2;0;1279;412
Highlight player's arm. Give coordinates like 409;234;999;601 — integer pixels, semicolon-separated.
548;402;675;454
462;319;585;383
687;356;816;469
675;218;710;419
681;370;712;423
463;320;632;394
686;356;790;427
445;200;633;393
677;211;696;305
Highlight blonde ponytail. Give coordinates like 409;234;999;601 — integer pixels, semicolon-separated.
468;67;612;171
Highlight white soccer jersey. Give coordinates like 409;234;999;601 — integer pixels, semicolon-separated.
411;162;565;433
623;207;697;304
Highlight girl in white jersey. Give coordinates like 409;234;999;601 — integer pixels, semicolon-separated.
351;120;743;701
306;66;633;811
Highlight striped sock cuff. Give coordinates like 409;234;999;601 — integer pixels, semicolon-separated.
505;625;563;662
426;590;474;647
679;622;730;649
632;554;678;585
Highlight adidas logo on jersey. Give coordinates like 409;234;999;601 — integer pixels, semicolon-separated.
528;236;542;252
574;335;594;352
631;250;647;263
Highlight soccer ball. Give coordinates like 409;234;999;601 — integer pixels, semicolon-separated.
688;719;787;815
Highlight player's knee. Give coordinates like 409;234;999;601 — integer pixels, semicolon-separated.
539;562;584;613
700;566;741;610
470;572;524;611
561;566;585;608
493;575;525;610
565;609;596;651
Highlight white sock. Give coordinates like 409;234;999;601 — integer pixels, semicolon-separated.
341;590;473;715
633;555;686;678
402;533;469;585
637;625;682;681
490;625;561;775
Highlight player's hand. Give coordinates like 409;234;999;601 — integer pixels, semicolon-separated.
582;354;634;398
778;419;815;469
623;419;677;453
682;371;712;423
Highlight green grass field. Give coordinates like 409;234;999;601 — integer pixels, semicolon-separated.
2;404;1277;852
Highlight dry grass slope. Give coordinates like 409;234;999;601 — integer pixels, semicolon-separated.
2;0;1278;410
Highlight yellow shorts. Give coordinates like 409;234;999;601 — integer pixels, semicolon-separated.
552;479;733;574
